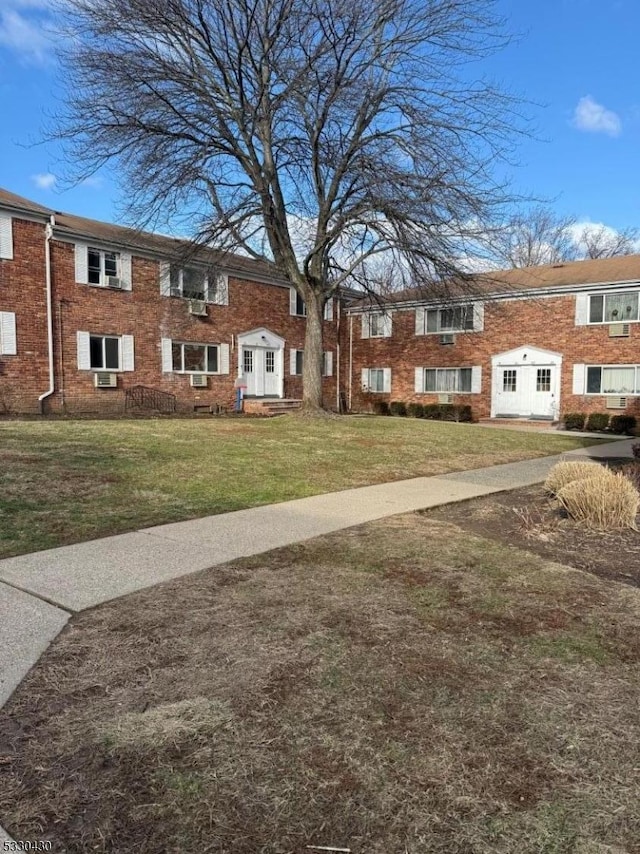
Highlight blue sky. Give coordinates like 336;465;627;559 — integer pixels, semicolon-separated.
0;0;638;236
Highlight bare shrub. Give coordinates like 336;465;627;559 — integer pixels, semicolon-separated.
543;460;607;497
557;473;639;531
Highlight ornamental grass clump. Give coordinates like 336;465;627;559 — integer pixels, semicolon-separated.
557;472;639;531
543;460;608;497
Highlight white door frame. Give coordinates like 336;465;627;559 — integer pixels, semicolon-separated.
491;345;562;419
236;327;285;398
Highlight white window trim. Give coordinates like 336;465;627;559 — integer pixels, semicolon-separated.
418;304;478;335
85;334;123;371
586;290;640;325
364;311;392;338
76;243;132;290
416;366;477;394
290;348;304;376
290;287;307;317
88;246;121;286
362;367;391;393
583;363;640;395
170;341;224;374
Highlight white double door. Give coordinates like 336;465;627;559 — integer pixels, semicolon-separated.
243;346;282;397
492;347;562;419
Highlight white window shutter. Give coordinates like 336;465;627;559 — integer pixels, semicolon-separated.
0;214;13;260
159;261;171;296
575;294;589;325
382;368;392;393
219;343;230;374
361;368;370;391
382;313;392;337
161;338;173;372
75;244;88;284
211;273;229;305
414;367;424;393
415;309;425;336
324;298;334;321
120;253;132;290
0;311;17;355
77;331;91;370
323;351;333;376
290;348;298;375
471;366;482;394
121;335;135;371
289;287;297;315
361;314;370;339
473;302;485;332
572;364;586;395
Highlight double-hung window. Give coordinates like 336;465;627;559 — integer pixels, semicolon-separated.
426;304;474;333
423;367;472;393
88;248;119;286
588;291;640;324
363;367;391;392
586;365;640;395
172;342;220;373
170;266;207;300
89;335;120;370
368;368;385;392
294;292;307;317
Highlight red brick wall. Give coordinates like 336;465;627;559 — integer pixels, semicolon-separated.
1;217;341;414
349;296;640;420
0;218;49;413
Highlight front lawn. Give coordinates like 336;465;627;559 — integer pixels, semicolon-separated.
0;416;599;557
1;515;638;852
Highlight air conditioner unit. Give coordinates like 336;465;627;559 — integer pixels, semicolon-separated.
606;396;627;410
188;299;208;316
106;276;123;289
608;323;630;338
190;374;208;388
438;393;454;404
440;333;455;345
94;372;118;388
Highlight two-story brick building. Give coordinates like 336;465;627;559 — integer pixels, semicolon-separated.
0;189;341;415
347;256;640;421
3;186;640;423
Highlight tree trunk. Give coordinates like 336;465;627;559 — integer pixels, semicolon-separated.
301;290;324;412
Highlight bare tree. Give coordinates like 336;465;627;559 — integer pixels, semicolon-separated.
488;206;578;268
576;224;640;259
55;0;522;411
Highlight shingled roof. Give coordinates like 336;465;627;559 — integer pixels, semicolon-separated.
0;187;285;284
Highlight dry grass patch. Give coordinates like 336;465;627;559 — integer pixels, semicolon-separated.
1;516;639;853
543;459;608;496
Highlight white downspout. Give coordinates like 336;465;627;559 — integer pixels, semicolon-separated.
348;314;353;411
38;216;55;412
335;298;341;412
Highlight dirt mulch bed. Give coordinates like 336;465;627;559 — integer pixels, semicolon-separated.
425;466;640;588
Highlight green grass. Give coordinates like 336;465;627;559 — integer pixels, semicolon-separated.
0;416;599;557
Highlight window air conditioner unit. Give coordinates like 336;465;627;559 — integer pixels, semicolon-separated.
606;396;627;410
190;374;208;388
106;276;123;289
609;323;630;338
438;393;454;404
94;372;118;388
188;299;208;316
440;333;455;345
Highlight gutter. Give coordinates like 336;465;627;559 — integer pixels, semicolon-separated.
38;217;55;413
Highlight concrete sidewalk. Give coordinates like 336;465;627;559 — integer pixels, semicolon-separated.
0;436;634;844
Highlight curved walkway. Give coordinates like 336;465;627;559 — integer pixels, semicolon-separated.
0;437;634;844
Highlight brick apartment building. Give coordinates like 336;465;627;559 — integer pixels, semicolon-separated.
0;188;342;415
1;186;640;422
348;256;640;421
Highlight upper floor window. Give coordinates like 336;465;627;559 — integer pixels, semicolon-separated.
75;243;132;290
362;311;392;338
160;262;229;305
427;305;474;333
589;292;639;324
289;288;307;317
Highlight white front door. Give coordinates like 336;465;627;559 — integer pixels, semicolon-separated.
494;364;559;418
491;346;562;419
242;345;283;397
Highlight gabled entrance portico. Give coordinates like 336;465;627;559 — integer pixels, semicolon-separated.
491;345;562;420
236;327;285;398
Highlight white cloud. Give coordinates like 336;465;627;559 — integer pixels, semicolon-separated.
32;172;57;190
573;95;622;137
0;2;55;65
